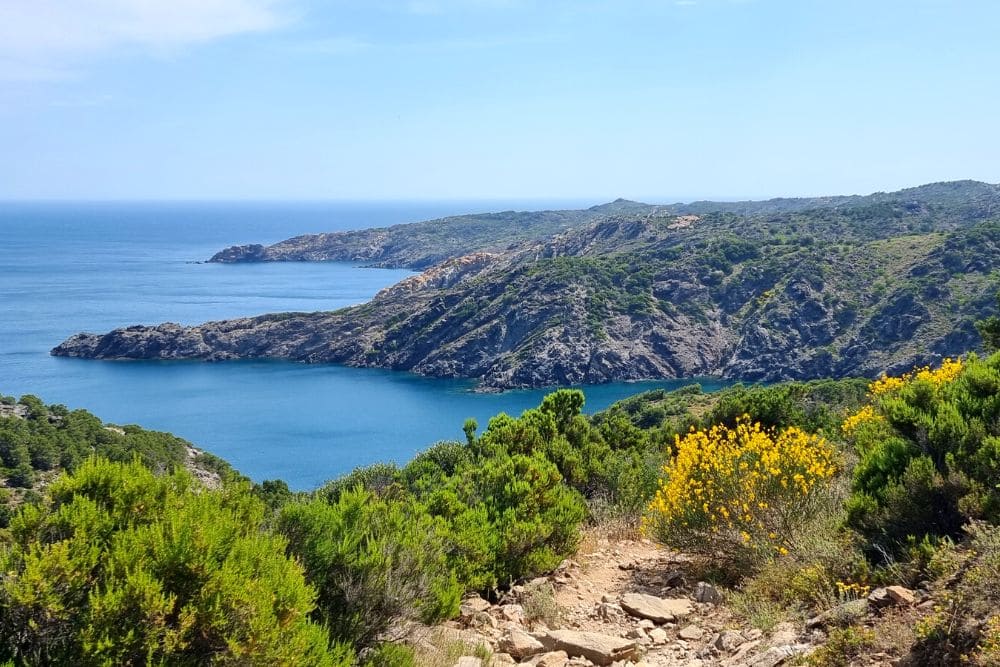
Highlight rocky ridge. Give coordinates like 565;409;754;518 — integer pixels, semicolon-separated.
208;200;657;269
53;181;1000;390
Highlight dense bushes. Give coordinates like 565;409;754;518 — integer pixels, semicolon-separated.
0;459;347;666
310;403;592;593
704;379;869;434
844;355;1000;551
10;362;1000;663
278;489;461;651
424;450;586;590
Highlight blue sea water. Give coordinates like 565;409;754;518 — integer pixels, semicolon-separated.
0;201;729;489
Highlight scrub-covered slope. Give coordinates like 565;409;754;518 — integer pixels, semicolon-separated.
55;181;1000;390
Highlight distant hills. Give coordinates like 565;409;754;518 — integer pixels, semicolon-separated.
55;180;1000;390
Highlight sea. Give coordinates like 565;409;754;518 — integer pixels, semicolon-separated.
0;201;730;489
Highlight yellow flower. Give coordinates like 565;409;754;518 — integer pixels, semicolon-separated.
842;405;879;435
646;415;836;555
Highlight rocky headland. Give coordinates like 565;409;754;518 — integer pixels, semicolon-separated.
54;180;1000;391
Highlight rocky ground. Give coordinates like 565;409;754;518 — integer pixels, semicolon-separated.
425;537;926;667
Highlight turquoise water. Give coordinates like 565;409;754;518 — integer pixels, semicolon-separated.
0;202;729;489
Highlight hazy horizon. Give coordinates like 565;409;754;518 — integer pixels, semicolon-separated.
2;177;996;207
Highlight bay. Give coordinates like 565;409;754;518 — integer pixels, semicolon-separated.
0;201;729;489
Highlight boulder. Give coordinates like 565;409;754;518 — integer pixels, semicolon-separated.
695;582;723;604
498;629;545;659
460;595;492;617
679;625;704;640
714;630;745;652
867;587;892;609
537;630;638;665
454;658;482;667
532;650;569;667
619;593;693;623
886;585;916;606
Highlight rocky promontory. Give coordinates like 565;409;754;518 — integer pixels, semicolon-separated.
53;181;1000;390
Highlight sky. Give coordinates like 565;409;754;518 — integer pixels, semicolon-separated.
1;0;998;201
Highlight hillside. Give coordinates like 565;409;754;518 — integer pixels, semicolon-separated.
207;180;1000;269
0;393;237;525
54;181;1000;390
208;199;658;269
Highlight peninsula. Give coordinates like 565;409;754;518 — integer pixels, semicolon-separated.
53;180;1000;390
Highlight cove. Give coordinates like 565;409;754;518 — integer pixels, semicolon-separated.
1;201;734;489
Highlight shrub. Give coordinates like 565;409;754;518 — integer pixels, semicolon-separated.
0;458;345;666
645;416;838;564
705;380;869;435
521;580;562;629
426;451;587;591
845;355;1000;551
400;441;471;494
316;462;403;503
362;643;417;667
278;488;461;651
807;627;877;667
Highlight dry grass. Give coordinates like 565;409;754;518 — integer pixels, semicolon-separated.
408;627;493;667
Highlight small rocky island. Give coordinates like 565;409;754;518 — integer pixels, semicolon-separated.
54;181;1000;390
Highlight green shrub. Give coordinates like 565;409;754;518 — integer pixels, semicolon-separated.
278;488;461;651
316;462;403;503
845;355;1000;552
400;441;471;494
807;627;877;667
706;379;868;434
362;642;417;667
426;451;586;591
0;458;345;666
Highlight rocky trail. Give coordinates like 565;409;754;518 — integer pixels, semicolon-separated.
425;537;924;667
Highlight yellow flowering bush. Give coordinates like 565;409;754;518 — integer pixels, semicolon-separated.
869;374;906;396
645;416;837;560
868;357;963;396
841;405;881;436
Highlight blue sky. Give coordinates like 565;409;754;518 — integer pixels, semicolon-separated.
1;0;998;201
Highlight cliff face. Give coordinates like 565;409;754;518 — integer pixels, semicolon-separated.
54;181;1000;391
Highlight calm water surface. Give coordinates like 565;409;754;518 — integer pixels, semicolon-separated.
1;201;728;489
